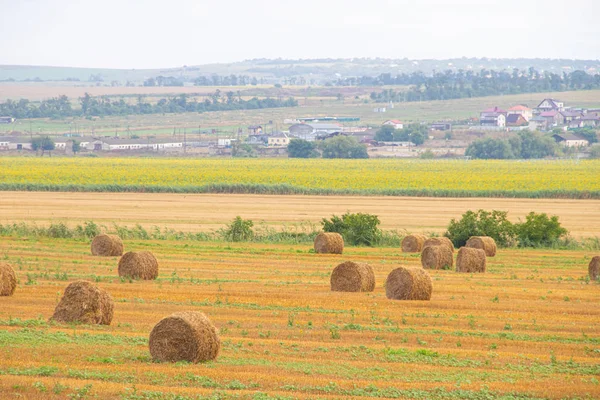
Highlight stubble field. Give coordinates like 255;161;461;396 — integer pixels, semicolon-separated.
0;236;599;399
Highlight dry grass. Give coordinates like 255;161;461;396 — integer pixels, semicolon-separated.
0;237;599;399
2;192;600;238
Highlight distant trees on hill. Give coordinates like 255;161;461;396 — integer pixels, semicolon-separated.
333;68;600;102
0;92;298;119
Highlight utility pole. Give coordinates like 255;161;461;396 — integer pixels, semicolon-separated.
184;128;187;154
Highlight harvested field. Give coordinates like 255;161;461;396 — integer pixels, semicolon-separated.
2;191;599;238
0;236;598;399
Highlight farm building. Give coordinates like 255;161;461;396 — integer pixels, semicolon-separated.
268;132;290;147
382;120;403;129
552;133;589;147
430;123;452;131
289;123;342;141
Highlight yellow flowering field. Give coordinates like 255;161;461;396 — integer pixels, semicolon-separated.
0;157;599;197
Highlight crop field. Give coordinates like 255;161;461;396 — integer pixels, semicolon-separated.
0;236;599;399
1;158;600;199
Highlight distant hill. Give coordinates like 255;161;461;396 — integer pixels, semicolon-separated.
1;58;599;84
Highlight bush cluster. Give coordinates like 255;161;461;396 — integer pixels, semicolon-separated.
445;209;569;248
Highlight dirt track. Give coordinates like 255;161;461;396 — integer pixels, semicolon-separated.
1;192;598;237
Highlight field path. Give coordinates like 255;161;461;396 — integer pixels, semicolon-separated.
1;191;599;237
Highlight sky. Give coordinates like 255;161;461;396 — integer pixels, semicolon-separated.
1;0;599;69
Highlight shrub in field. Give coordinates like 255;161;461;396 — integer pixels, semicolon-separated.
445;210;515;248
288;139;319;158
514;212;568;247
223;216;254;242
321;212;381;246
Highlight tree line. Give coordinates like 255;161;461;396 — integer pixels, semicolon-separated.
330;68;600;102
0;92;298;119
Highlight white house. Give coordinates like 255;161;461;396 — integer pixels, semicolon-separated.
382;120;404;129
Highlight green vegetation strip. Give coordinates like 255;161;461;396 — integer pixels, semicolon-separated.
1;182;600;199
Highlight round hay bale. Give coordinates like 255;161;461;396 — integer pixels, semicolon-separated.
0;262;17;296
423;237;454;252
421;245;454;270
314;232;344;254
456;247;486;273
402;234;428;253
149;311;220;363
51;280;113;325
385;267;433;301
589;256;600;281
466;236;497;257
118;251;158;280
91;234;124;257
330;261;375;292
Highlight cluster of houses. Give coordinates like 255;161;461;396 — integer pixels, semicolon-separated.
480;98;600;132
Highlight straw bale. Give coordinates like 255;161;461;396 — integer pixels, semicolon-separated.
51;280;113;325
330;261;375;292
466;236;497;257
149;311;220;363
423;237;455;252
118;251;158;280
0;262;17;296
91;234;124;257
402;234;427;253
589;256;600;281
456;247;486;273
314;232;344;254
421;245;453;270
385;267;432;300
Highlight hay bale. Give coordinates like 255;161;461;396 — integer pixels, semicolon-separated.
330;261;375;292
314;232;344;254
402;234;428;253
0;262;17;296
456;247;486;273
118;251;158;280
149;311;220;363
466;236;497;257
385;267;433;300
421;245;454;270
91;234;124;257
423;237;454;252
51;280;113;325
589;256;600;281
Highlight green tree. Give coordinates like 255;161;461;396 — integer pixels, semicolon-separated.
445;209;515;247
287;139;318;158
72;140;81;154
320;136;368;159
515;212;568;247
41;136;55;156
232;142;257;158
321;212;382;246
465;138;515;159
374;125;395;141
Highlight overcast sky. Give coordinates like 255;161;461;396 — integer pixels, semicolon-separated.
1;0;599;69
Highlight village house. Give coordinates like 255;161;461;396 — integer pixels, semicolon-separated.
539;111;562;127
506;114;528;127
247;125;263;135
552;133;589;147
507;105;533;121
480;107;507;127
382;120;403;129
528;116;548;131
247;134;269;145
268;132;290;147
559;111;583;125
579;114;600;128
536;98;564;114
